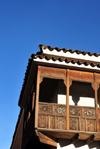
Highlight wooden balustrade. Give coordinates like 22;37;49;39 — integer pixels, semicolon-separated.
38;102;100;132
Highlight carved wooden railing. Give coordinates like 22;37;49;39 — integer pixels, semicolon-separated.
38;102;66;129
38;102;100;132
69;106;96;132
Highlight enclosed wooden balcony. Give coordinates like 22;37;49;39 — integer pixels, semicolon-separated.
20;66;100;147
37;102;100;142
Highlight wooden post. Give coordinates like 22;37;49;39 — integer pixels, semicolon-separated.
32;92;35;111
35;66;41;128
66;69;69;130
94;73;99;132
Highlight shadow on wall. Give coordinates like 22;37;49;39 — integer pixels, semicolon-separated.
58;139;100;149
70;81;95;107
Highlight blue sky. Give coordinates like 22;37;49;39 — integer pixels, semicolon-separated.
0;0;100;148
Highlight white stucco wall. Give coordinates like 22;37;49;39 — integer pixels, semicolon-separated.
57;95;95;107
57;139;100;149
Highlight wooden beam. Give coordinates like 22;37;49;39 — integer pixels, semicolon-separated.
71;134;79;144
94;134;100;141
69;70;94;83
40;66;66;80
35;66;41;128
35;130;57;147
66;69;69;130
86;135;94;144
94;73;99;132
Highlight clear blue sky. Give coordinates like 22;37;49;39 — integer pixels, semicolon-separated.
0;0;100;148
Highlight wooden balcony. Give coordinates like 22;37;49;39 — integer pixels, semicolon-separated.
37;102;100;143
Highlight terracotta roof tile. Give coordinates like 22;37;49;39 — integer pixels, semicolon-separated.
39;44;100;56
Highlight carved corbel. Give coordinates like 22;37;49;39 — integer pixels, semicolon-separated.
63;79;66;87
63;79;72;88
35;130;57;147
69;79;72;88
91;82;95;90
91;82;100;90
40;76;44;84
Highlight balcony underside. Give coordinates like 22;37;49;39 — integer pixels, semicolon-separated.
37;128;100;141
35;128;100;147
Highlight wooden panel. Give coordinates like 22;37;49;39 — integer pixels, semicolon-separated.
39;104;52;115
49;116;55;129
53;105;66;116
80;118;86;131
69;117;79;130
87;119;96;132
39;103;66;116
40;66;66;80
69;70;94;83
56;116;66;130
82;107;95;118
38;115;48;128
69;106;81;117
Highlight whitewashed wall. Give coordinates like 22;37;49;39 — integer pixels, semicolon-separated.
57;139;100;149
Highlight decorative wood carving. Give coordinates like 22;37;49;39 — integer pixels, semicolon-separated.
39;104;52;114
69;107;81;116
38;115;48;128
56;116;65;129
38;103;98;134
83;108;95;118
53;105;66;116
87;119;96;132
69;118;78;130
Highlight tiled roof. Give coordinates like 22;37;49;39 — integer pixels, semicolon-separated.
32;53;100;67
18;45;100;106
38;44;100;57
31;44;100;68
18;58;33;106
